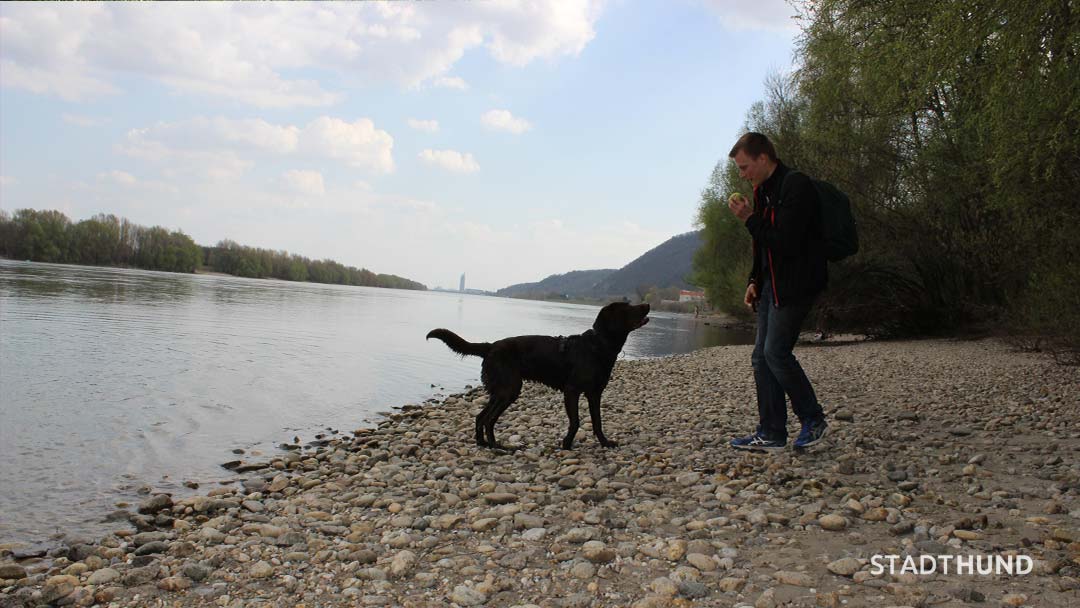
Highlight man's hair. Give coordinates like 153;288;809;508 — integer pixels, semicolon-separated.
728;132;777;162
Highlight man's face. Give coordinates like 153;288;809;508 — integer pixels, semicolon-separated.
733;150;772;187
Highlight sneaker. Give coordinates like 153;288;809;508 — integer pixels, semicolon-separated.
794;419;828;448
731;432;786;451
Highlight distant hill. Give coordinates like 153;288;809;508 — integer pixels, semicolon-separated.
496;269;616;298
496;231;704;299
592;231;702;296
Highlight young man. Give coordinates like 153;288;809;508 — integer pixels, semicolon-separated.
726;132;829;450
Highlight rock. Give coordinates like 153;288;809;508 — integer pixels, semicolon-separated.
41;575;78;603
242;477;267;492
755;588;778;608
650;577;678;597
570;561;596;579
123;564;160;586
449;585;487;606
665;539;688;561
890;521;915;536
1001;593;1027;606
131;531;169;546
686;553;716;571
183;564;212;582
774;570;814;587
827;557;862;577
559;528;598;544
134;541;171;556
582;541;616;563
816;591;841;607
158;576;191;591
242;499;265;512
677;580;709;599
249;560;274;578
862;507;888;522
0;563;27;579
137;494;173;514
390;550;417;577
949;587;986;603
747;509;769;526
86;568;121;585
887;470;908;482
819;514;848;531
471;518;499;532
718;577;747;593
483;492;518;505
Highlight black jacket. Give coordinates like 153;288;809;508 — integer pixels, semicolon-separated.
745;161;828;307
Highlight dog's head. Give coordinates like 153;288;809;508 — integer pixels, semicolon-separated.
592;301;650;340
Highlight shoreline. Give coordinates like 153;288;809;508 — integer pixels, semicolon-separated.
2;337;1078;607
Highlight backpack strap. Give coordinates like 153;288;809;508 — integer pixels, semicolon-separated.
779;169;804;207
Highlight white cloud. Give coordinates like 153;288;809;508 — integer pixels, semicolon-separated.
481;109;532;134
407;118;440;133
62;113;108;127
97;170;137;186
282;170;326;196
0;2;602;107
301;117;395;173
432;76;468;90
0;175;16;187
701;0;803;32
419;149;480;174
119;115;394;176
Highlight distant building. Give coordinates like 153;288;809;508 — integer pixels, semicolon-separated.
679;290;706;303
459;273;466;292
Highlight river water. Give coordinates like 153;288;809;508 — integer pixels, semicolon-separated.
0;260;752;546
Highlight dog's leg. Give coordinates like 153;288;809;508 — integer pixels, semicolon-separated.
562;390;581;450
586;391;617;448
475;402;496;446
485;376;521;451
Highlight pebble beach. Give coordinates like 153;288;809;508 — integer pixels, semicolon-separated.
2;338;1078;608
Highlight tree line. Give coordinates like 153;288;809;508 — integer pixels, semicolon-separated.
203;240;425;290
0;209;201;273
0;209;427;291
692;0;1078;354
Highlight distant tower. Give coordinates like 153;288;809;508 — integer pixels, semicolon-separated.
459;273;466;292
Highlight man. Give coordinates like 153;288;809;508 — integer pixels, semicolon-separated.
726;132;828;450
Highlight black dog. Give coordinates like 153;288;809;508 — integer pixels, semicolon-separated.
426;302;650;450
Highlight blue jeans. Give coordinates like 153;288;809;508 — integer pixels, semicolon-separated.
751;280;824;440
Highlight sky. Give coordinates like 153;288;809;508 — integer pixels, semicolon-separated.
0;1;802;292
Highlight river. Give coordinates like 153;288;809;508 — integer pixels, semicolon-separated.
0;259;752;546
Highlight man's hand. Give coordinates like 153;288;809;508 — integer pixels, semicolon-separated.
744;283;759;308
727;193;753;222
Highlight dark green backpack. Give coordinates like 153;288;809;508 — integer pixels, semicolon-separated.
784;171;859;262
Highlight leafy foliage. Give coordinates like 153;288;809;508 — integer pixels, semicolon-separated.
694;0;1079;349
0;209;200;273
0;209;427;291
203;240;425;290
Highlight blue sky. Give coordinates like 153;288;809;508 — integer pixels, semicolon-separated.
0;1;801;291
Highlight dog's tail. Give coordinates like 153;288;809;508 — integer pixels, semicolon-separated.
426;328;492;359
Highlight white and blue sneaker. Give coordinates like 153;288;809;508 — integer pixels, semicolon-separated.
731;432;786;451
794;419;828;448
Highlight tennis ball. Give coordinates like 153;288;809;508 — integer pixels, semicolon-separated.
728;192;743;202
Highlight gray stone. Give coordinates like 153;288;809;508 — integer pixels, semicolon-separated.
0;564;27;580
449;585;486;606
137;494;173;514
